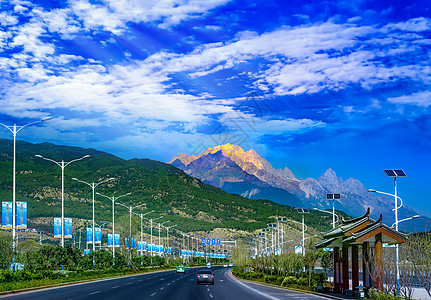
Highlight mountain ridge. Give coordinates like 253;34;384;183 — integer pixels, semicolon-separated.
169;144;429;231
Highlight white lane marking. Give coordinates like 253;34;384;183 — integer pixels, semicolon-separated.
219;279;224;282
167;283;171;286
89;291;101;295
131;277;136;280
207;288;210;292
160;287;165;290
209;294;213;298
112;286;119;289
151;292;157;297
139;279;143;282
126;282;133;285
227;272;279;300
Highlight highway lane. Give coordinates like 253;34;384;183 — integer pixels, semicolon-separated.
0;267;330;300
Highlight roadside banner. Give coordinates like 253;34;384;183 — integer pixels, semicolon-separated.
216;239;221;245
84;249;90;255
16;202;27;229
143;241;147;251
114;234;120;247
295;245;302;254
95;227;101;244
137;241;142;251
54;218;62;238
125;238;130;249
86;228;93;244
201;238;206;245
108;234;113;247
2;202;12;229
131;238;136;249
64;218;72;238
168;247;171;254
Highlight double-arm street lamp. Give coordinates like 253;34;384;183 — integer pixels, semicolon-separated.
116;202;146;262
36;154;90;247
131;210;154;266
157;221;170;254
96;192;131;266
0;117;52;264
72;177;114;269
144;216;163;265
368;169;419;296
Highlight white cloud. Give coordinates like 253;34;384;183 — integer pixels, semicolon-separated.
388;91;431;107
69;0;231;33
383;17;431;32
0;12;19;26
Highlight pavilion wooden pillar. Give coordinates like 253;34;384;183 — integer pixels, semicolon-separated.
342;245;349;293
352;244;359;291
375;233;383;290
334;246;340;293
362;242;371;288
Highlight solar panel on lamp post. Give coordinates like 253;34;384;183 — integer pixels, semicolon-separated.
326;193;341;229
368;169;407;296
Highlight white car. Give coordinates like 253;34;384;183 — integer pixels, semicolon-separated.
223;264;228;268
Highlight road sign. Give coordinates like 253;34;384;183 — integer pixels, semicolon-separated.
295;245;302;254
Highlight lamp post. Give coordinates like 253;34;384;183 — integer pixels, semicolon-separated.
326;193;341;229
96;192;131;266
144;216;163;265
165;224;177;263
157;221;170;255
132;210;154;266
36;154;90;248
368;169;409;296
72;177;114;269
116;202;146;262
0;117;51;264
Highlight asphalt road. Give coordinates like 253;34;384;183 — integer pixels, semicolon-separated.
0;267;329;300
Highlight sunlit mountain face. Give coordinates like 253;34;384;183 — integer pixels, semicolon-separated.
170;144;428;232
1;1;430;220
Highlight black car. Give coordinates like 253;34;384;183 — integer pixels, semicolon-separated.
196;269;214;285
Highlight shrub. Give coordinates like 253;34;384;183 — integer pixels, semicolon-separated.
282;276;297;286
264;275;283;285
297;277;308;286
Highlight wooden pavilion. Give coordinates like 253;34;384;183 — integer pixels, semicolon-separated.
316;208;407;294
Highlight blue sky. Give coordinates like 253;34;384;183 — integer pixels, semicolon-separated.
1;0;431;217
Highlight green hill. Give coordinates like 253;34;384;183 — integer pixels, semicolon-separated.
0;139;336;237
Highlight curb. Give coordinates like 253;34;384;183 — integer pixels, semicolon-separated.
231;272;349;300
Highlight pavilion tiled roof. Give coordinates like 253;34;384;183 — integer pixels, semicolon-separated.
316;208;407;248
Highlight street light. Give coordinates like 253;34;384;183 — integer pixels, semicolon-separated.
166;224;177;262
158;221;170;254
369;169;408;296
295;208;310;256
326;193;341;229
96;192;131;266
313;208;340;226
144;215;163;265
0;117;51;264
72;177;114;269
116;202;146;262
36;154;90;247
132;210;154;266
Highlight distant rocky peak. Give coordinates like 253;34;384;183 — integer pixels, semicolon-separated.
318;168;338;182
